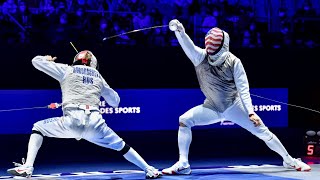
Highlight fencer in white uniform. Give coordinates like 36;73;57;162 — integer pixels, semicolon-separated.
7;51;161;179
162;19;311;175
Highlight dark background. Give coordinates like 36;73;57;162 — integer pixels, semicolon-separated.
1;0;320;171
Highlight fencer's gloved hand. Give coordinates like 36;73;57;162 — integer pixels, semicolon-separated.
169;19;185;33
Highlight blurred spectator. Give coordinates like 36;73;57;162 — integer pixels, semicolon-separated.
172;0;191;16
269;23;293;49
132;8;152;46
159;15;173;46
169;34;179;46
87;0;108;11
71;6;90;30
149;7;163;25
194;5;207;25
2;0;17;14
55;0;67;15
128;0;145;12
279;7;287;19
299;32;318;48
279;7;290;27
107;0;130;12
249;21;263;47
172;0;195;26
149;6;174;46
65;0;77;13
294;0;318;44
280;23;293;47
132;9;152;30
148;25;166;47
76;0;87;6
241;21;263;48
37;0;56;31
276;8;293;47
97;0;109;11
237;6;255;30
94;17;112;44
216;0;232;18
112;21;133;45
49;12;73;44
253;0;268;23
201;6;218;34
0;0;318;48
193;5;207;44
13;0;32;44
182;0;199;32
39;0;55;16
304;37;317;48
242;30;254;48
295;0;317;17
224;4;241;33
295;33;319;49
15;1;32;29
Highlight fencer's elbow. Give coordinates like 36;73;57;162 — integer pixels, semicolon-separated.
31;56;44;67
108;98;120;108
31;56;41;67
31;56;40;63
113;99;120;108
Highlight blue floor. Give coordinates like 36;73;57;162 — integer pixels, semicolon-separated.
1;129;318;179
0;157;319;180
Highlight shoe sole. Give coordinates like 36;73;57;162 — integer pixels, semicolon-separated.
7;169;31;178
162;169;191;175
296;167;311;172
146;174;162;179
162;172;191;175
283;165;312;172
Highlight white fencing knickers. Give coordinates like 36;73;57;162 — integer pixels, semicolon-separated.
179;98;273;141
32;107;125;151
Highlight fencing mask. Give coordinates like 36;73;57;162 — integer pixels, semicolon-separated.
73;50;98;69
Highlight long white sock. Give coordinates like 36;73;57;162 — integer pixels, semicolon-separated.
25;133;43;167
178;126;192;166
123;148;149;171
264;133;294;163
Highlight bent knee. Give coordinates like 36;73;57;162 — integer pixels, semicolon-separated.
113;140;126;151
119;143;131;155
32;123;41;133
179;115;193;128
